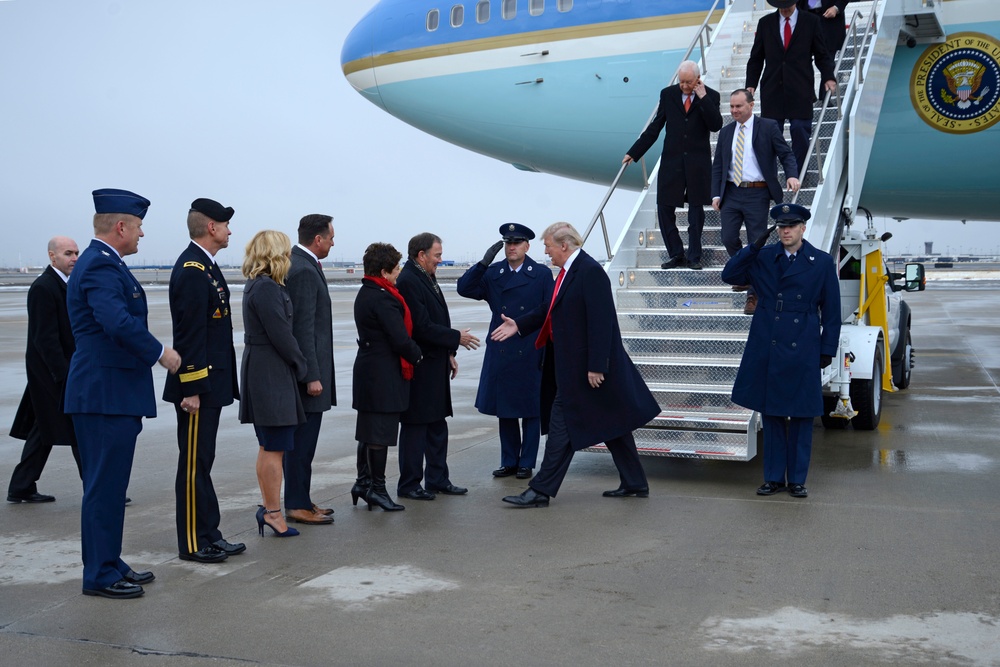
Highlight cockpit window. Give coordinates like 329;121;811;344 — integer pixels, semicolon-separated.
427;9;440;31
529;0;544;16
502;0;516;20
477;0;490;23
451;5;465;27
557;0;573;11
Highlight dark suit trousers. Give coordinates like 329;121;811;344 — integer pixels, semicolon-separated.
174;405;223;554
398;419;450;494
762;414;813;485
8;423;82;496
284;411;323;510
721;183;771;257
530;394;647;497
658;203;705;264
498;417;540;469
773;117;812;179
73;413;141;590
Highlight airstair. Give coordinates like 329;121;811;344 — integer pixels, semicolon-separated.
586;0;939;460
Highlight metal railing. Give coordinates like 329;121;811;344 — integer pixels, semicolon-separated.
581;0;729;259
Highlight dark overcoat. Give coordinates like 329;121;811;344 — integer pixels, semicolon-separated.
746;9;835;120
515;250;660;450
395;260;460;425
456;255;553;418
238;276;308;426
352;279;423;414
162;242;239;407
65;240;162;417
627;83;723;207
711;117;798;206
286;246;336;413
797;0;850;54
10;266;77;445
721;239;841;417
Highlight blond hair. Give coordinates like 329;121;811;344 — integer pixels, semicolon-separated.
242;230;291;285
542;221;583;250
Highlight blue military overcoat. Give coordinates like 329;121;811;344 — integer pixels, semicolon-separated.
721;239;841;417
457;254;553;418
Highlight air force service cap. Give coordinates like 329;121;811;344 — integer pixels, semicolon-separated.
190;198;235;222
770;203;811;226
499;222;535;243
92;188;150;219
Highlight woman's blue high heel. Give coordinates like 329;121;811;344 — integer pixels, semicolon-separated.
256;507;300;537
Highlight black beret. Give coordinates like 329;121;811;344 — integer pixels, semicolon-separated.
190;198;235;222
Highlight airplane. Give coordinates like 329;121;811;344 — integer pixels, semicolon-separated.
341;0;1000;222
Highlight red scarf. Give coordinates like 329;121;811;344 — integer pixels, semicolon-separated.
363;275;415;380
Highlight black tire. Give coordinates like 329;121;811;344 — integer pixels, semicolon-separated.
821;395;850;429
892;327;913;390
851;341;884;430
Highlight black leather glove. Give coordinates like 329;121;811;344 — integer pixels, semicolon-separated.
753;224;778;250
820;354;833;369
479;240;504;266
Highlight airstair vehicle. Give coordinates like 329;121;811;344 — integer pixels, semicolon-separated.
585;0;940;460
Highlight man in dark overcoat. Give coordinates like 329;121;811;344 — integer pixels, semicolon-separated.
457;223;553;479
494;222;660;508
798;0;850;56
8;236;82;503
721;204;841;498
66;188;181;599
623;60;723;270
284;214;337;525
162;198;242;563
746;0;836;177
396;232;480;501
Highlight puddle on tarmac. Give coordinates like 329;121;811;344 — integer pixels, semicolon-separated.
295;564;459;610
872;450;995;473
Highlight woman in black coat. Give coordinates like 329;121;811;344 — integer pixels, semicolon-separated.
239;230;308;536
351;243;422;511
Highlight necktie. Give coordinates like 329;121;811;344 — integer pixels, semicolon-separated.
535;268;566;349
783;18;792;49
733;123;746;187
317;260;323;271
684;95;691;112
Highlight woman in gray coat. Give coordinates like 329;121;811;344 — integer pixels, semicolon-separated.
239;230;308;537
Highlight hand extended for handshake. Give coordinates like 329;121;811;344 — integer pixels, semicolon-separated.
158;346;182;374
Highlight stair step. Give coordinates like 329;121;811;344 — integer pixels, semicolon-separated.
618;311;751;334
586;428;755;460
622;333;747;357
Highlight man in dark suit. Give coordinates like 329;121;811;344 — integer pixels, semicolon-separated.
162;198;243;564
798;0;850;56
493;222;660;508
7;236;82;503
711;89;800;314
284;214;337;525
721;204;841;498
396;232;480;501
66;188;181;599
457;223;553;480
623;60;723;270
746;0;836;177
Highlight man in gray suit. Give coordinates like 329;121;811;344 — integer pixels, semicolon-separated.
284;214;337;525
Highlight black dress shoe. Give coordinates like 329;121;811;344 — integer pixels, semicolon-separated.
492;466;517;477
179;545;228;563
123;569;155;585
212;539;246;556
515;467;533;479
687;261;703;270
125;497;132;505
602;486;649;498
7;491;55;503
400;488;436;501
788;483;809;498
660;256;686;269
427;483;468;495
756;481;787;496
502;488;549;508
82;579;144;599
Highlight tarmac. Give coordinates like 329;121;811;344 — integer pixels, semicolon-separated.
0;279;998;667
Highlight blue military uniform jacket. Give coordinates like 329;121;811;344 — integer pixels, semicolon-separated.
721;238;841;417
65;239;163;417
456;254;554;418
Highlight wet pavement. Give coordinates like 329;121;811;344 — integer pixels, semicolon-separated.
0;281;998;667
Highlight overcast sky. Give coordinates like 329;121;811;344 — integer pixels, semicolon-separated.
1;0;995;269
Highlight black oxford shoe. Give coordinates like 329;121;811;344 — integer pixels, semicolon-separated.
179;545;228;563
212;539;246;556
7;491;55;503
602;486;649;498
400;488;436;501
788;484;809;498
502;488;549;508
756;481;787;496
123;569;155;585
492;466;517;477
515;467;533;479
427;484;468;495
83;579;144;599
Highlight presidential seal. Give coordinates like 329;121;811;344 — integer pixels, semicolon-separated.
910;32;1000;134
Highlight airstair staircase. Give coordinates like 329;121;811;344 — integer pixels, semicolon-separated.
587;0;939;460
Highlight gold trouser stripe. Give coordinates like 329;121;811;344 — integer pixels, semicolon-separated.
185;410;199;553
179;368;209;383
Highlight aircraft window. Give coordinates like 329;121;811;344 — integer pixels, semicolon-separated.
451;5;464;27
427;9;440;31
557;0;573;11
529;0;544;15
477;0;490;23
502;0;516;20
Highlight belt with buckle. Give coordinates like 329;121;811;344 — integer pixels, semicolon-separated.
733;181;768;189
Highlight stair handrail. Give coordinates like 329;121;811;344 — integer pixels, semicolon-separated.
582;0;729;259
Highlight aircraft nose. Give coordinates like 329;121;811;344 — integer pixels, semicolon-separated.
341;6;385;110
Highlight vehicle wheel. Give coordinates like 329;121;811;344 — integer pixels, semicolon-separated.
892;327;912;390
851;341;883;430
821;395;850;429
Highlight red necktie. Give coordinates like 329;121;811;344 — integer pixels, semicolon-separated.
684;95;691;112
317;260;323;271
783;18;792;49
535;268;565;349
